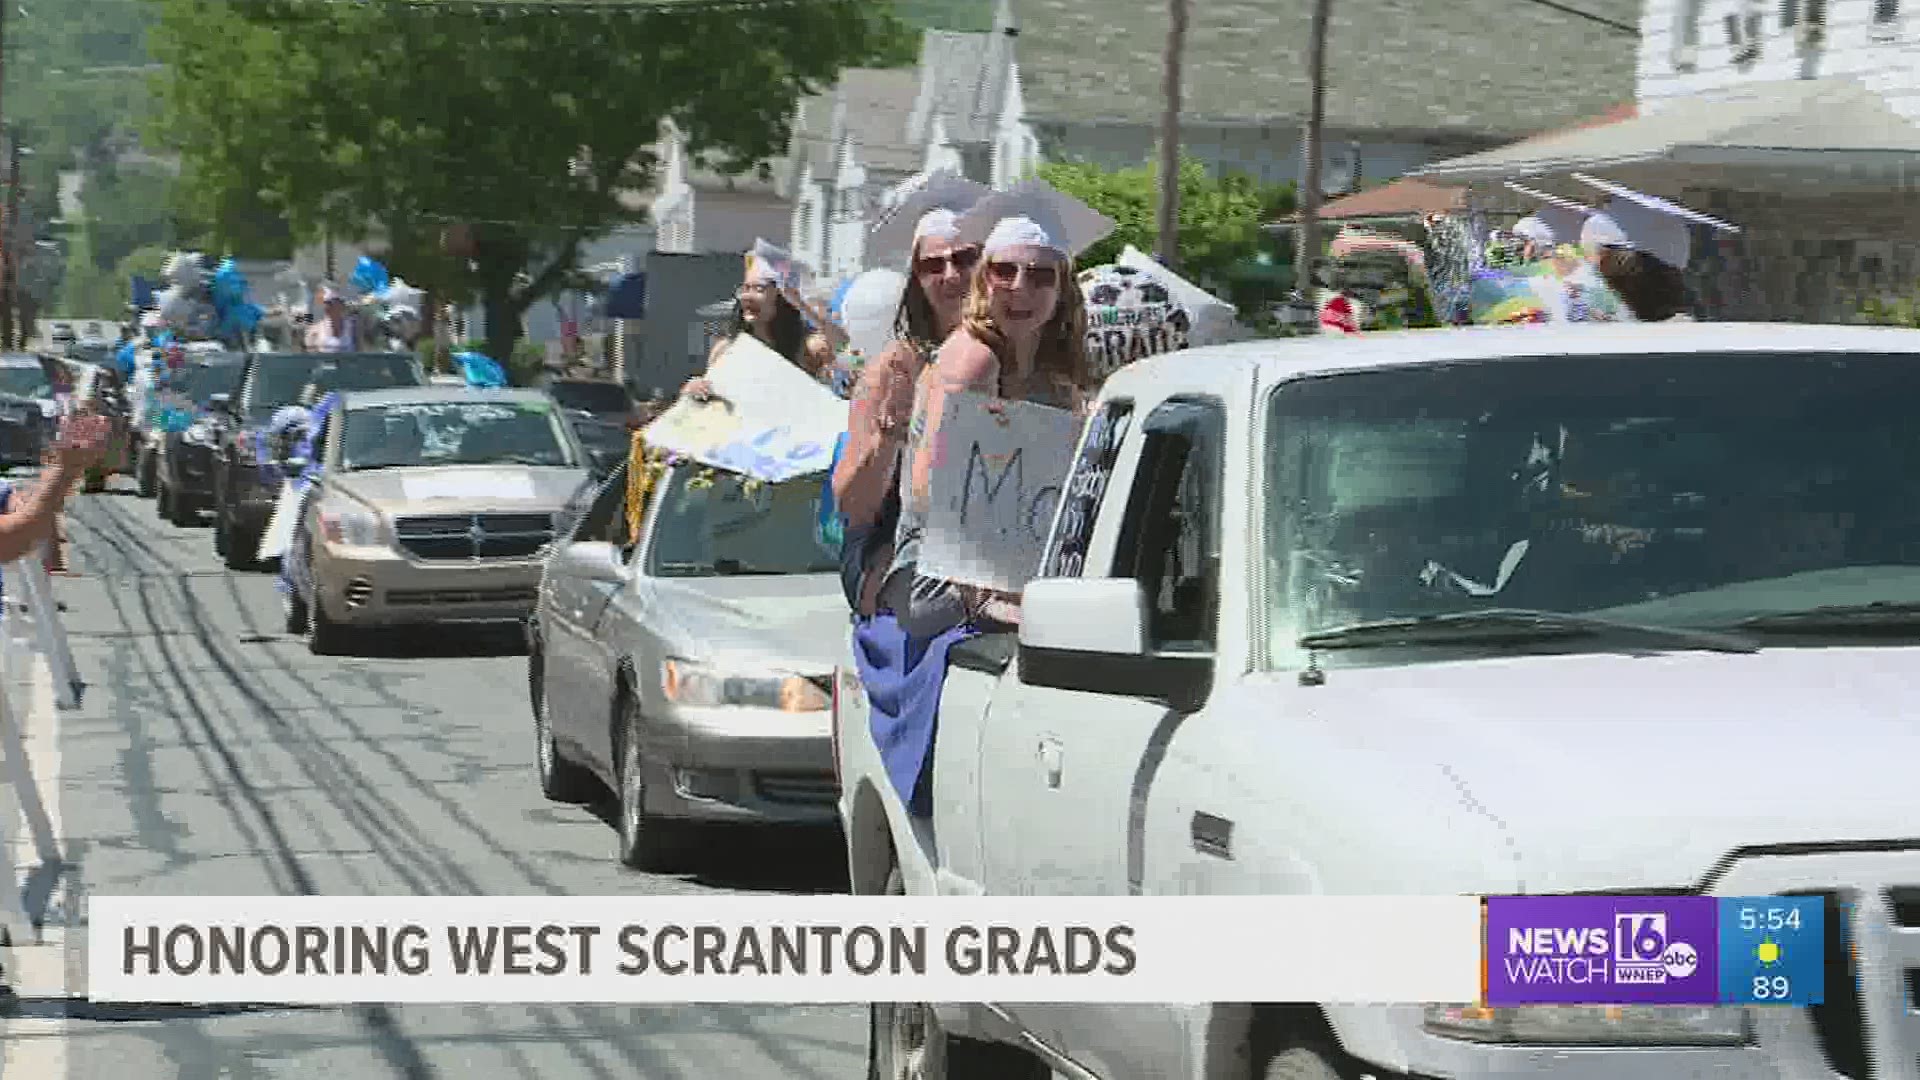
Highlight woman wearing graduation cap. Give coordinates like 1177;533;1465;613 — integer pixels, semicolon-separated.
681;239;839;400
1581;198;1693;322
833;171;990;617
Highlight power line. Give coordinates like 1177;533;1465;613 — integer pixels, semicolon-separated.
1513;0;1638;35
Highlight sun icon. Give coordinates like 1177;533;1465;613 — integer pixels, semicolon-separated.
1757;938;1782;966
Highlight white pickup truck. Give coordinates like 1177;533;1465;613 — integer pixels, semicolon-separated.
835;321;1920;1080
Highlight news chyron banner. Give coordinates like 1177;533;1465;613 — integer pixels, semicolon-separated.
90;895;1485;1004
1484;895;1825;1007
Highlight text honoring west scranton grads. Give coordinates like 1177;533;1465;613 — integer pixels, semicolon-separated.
89;896;1483;1005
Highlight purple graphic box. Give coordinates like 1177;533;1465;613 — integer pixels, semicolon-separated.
1484;896;1720;1005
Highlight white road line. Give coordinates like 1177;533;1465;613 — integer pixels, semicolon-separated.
2;612;71;1080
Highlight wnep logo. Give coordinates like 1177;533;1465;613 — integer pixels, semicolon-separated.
1613;912;1699;985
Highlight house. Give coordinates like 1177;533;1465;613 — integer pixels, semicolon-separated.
782;67;926;280
1005;0;1642;196
647;120;792;257
1414;0;1920;322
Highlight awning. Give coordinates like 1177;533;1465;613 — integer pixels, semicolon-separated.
1415;78;1920;187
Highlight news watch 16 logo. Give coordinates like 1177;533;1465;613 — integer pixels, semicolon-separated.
1615;912;1698;984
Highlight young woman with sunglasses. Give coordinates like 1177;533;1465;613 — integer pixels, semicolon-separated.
682;240;839;401
833;202;983;617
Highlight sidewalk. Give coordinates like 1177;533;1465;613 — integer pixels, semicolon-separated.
0;597;78;1078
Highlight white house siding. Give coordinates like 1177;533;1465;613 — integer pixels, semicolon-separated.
1032;121;1487;192
690;189;791;257
1640;0;1917;115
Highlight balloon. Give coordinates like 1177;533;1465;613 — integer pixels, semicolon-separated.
455;352;507;389
351;256;390;296
838;268;906;363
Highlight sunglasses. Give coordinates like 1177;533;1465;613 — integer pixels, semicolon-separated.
984;260;1061;289
913;247;980;277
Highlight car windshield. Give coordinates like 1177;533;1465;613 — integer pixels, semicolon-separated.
647;466;838;578
1264;350;1920;662
0;361;50;399
250;353;424;416
548;381;630;414
339;399;577;471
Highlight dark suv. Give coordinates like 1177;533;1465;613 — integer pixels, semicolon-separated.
210;352;426;569
147;351;248;525
539;377;636;480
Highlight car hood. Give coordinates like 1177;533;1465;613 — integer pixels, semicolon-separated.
1221;646;1920;894
630;573;847;676
328;465;593;515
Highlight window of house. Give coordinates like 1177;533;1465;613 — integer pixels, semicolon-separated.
1108;397;1226;653
1876;0;1898;22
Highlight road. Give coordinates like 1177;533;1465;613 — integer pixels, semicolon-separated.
0;480;867;1079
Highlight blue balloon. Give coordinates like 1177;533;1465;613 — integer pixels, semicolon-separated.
115;341;138;377
351;256;390;295
454;352;507;389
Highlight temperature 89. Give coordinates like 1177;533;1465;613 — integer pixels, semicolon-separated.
1752;975;1791;1000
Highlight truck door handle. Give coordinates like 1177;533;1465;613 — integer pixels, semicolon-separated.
1038;738;1063;788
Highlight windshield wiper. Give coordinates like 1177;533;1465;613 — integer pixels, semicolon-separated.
1733;601;1920;632
1299;607;1759;654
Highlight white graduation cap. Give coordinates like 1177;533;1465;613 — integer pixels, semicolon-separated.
867;171;993;269
1582;199;1690;271
743;238;805;289
954;177;1116;260
1512;215;1556;248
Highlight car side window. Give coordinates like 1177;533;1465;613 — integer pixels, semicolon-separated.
1039;398;1134;579
570;464;631;547
1109;397;1227;653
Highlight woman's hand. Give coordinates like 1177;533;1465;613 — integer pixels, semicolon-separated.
983;398;1012;425
681;376;715;402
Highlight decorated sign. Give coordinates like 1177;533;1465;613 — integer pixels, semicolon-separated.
642;334;849;483
1080;264;1193;379
918;391;1081;593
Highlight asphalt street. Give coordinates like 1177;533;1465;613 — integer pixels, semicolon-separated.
0;478;866;1079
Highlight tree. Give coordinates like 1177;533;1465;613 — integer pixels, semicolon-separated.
1039;156;1294;301
148;0;903;368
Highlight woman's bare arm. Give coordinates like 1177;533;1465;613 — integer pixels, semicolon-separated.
833;341;920;527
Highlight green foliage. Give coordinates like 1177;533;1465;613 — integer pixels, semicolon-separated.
149;0;901;365
893;0;997;32
1037;156;1295;313
1860;288;1920;327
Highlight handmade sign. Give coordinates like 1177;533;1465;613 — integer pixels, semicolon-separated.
643;334;849;483
1115;245;1238;345
919;391;1081;593
1080;264;1193;379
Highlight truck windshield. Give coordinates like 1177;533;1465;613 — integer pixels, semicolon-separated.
1264;351;1920;657
647;467;839;578
250;353;424;416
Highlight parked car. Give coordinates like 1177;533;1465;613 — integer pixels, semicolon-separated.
836;321;1920;1080
0;353;60;469
209;351;427;569
529;457;844;871
283;386;594;654
148;351;248;524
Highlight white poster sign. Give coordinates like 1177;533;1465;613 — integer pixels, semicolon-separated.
643;334;847;482
918;391;1081;593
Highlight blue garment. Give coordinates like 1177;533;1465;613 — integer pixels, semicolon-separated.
275;393;337;599
851;612;979;816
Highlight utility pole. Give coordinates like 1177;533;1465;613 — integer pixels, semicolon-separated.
1154;0;1188;267
1;136;19;350
1293;0;1332;301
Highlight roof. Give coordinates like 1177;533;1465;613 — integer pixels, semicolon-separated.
1104;323;1920;395
1011;0;1638;138
339;387;549;407
788;68;925;187
1416;78;1920;182
1310;176;1467;222
915;29;1008;144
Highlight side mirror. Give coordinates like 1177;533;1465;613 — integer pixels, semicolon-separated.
553;540;626;584
1016;576;1215;713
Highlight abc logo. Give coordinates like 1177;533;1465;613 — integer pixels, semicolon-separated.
1663;942;1699;978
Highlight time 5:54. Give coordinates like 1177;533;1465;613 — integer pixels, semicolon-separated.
1739;906;1803;932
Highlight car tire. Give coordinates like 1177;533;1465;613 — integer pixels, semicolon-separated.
614;692;689;872
167;487;196;528
1261;1046;1349;1080
531;648;596;803
284;587;309;636
155;480;172;521
222;522;255;570
868;867;1050;1080
305;592;346;656
136;449;156;498
212;475;230;556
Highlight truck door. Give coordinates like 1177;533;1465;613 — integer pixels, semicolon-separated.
982;396;1228;1080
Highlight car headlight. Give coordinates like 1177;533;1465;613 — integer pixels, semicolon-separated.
661;658;830;712
1422;1004;1751;1047
318;501;388;547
